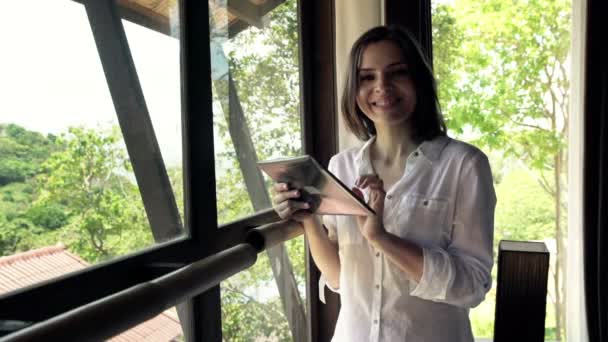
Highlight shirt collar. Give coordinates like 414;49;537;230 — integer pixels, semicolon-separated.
355;135;450;175
418;135;450;162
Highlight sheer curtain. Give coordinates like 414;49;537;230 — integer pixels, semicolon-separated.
567;0;588;341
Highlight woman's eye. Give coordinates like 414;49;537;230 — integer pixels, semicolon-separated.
391;69;410;77
359;74;374;82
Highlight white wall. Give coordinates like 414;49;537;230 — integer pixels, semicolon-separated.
334;0;384;151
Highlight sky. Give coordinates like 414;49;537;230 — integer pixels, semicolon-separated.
0;0;183;167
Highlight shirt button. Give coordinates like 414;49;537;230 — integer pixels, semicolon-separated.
374;320;378;324
376;252;380;257
414;151;419;157
376;284;380;289
386;194;393;200
423;200;429;206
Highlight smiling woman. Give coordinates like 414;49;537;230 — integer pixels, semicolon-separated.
271;24;496;342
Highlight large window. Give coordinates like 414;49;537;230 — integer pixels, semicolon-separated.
0;0;333;340
0;0;185;339
0;0;184;290
431;0;571;340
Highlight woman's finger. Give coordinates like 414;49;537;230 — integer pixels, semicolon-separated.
273;182;290;192
356;174;383;189
275;199;310;219
367;181;385;192
272;189;301;205
351;187;364;200
367;190;385;214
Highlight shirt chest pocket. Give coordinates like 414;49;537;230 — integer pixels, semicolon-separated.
392;194;451;247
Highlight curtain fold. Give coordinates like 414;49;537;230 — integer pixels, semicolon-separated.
583;0;608;341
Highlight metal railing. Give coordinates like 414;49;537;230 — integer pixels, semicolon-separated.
1;220;303;341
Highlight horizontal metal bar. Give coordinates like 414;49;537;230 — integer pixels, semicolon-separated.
0;237;194;322
2;244;258;342
247;220;304;251
1;218;303;341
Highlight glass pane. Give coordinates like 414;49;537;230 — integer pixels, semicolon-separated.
431;0;571;340
0;0;185;309
210;0;303;226
123;11;184;219
208;0;306;340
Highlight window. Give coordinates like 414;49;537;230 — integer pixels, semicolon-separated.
0;0;184;291
207;0;308;339
431;0;571;340
0;0;334;340
0;0;189;339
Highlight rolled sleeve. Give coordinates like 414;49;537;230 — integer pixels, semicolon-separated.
318;213;339;304
319;156;340;303
409;151;496;308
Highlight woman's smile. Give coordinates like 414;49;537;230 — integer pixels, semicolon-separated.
371;96;401;109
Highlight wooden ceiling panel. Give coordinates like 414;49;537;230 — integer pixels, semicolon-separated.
108;0;286;37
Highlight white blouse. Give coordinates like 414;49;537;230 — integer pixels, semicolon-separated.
321;135;496;342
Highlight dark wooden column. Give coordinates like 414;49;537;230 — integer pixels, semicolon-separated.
182;0;223;340
299;0;340;341
583;0;608;340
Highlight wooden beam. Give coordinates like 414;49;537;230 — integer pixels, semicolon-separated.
226;0;264;29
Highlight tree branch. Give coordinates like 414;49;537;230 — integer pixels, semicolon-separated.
508;117;551;132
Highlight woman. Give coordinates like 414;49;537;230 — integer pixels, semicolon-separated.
273;25;496;341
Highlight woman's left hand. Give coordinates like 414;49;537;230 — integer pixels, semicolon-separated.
353;174;386;242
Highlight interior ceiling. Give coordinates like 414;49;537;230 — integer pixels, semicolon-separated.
113;0;287;38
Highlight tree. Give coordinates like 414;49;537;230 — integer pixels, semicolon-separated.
36;127;153;262
432;0;571;338
0;123;58;185
0;124;62;256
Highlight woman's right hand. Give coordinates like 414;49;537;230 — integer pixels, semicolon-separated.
272;182;313;223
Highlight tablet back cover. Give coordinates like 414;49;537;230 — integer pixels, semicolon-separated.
258;155;374;216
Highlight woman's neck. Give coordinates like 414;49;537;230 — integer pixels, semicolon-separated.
372;123;417;166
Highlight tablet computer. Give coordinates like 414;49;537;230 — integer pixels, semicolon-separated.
258;155;375;216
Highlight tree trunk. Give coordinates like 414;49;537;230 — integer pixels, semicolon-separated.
553;146;570;341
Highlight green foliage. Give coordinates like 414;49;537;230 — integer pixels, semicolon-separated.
0;123;58;185
435;0;570;165
35;127;153;262
222;280;291;342
0;126;60;255
218;0;301;163
25;203;68;230
495;168;555;244
0;124;154;263
213;1;307;340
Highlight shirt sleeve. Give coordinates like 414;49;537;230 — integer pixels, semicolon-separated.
318;156;340;303
409;151;496;308
318;209;340;304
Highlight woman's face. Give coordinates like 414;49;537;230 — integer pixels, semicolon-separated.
355;40;416;129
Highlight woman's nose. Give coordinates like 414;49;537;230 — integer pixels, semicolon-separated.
373;74;389;92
